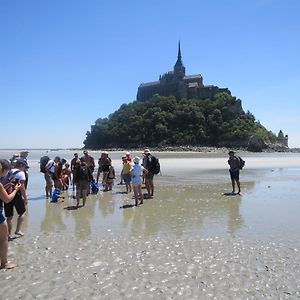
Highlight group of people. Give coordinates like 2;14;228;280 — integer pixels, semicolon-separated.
42;149;159;208
0;148;242;270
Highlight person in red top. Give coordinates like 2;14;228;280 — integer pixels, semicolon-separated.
125;152;132;163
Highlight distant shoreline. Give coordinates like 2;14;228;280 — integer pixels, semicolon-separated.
1;146;299;153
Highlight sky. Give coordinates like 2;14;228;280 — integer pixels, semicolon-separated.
0;0;299;149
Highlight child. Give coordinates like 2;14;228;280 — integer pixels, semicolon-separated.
61;163;71;190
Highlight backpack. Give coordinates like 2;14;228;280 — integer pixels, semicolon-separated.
238;156;245;169
78;165;90;180
40;156;50;173
151;156;161;175
91;179;99;194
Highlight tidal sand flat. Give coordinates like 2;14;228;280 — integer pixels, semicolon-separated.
0;150;300;299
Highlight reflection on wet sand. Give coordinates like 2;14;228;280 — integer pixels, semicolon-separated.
35;178;258;240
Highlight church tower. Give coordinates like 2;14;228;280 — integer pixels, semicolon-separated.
174;41;185;79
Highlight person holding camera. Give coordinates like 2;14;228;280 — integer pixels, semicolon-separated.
0;159;21;269
4;158;28;240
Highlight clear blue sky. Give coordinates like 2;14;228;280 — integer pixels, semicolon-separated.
1;0;299;148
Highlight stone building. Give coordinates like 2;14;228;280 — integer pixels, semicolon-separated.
137;42;230;101
277;130;288;147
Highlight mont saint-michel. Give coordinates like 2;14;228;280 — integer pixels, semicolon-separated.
84;44;286;150
137;42;230;102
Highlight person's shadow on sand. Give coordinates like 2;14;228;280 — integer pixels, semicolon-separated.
64;205;83;210
120;204;136;209
223;192;241;196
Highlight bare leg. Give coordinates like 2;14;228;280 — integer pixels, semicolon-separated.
145;179;151;197
0;222;17;269
6;217;13;238
236;180;241;194
133;186;139;206
231;179;235;193
149;180;154;196
82;189;87;206
76;188;81;207
138;185;143;204
15;213;25;235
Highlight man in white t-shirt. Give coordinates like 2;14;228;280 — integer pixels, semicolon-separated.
4;158;28;240
130;156;148;206
44;158;55;198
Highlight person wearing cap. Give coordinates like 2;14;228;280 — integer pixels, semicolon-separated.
3;158;28;240
125;151;132;163
143;148;155;198
228;150;241;195
130;156;148;206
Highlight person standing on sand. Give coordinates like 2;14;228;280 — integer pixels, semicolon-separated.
4;158;29;240
143;149;156;198
228;150;241;195
130;156;148;206
71;153;79;191
121;156;132;193
83;150;95;176
74;157;92;207
44;157;55;198
0;159;21;269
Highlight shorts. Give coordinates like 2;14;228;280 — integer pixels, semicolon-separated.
0;214;5;224
4;192;26;218
44;173;54;185
0;208;5;224
230;170;240;181
122;174;131;183
145;172;154;180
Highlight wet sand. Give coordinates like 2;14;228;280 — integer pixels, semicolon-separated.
1;151;300;299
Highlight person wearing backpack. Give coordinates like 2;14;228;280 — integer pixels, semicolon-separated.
73;157;92;208
143;148;158;199
228;150;241;195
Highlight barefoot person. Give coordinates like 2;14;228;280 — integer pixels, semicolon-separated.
121;156;132;193
130;156;148;206
4;158;28;240
0;159;21;269
228;150;241;195
74;157;92;207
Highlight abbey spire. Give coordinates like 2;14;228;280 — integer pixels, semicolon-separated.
174;41;185;78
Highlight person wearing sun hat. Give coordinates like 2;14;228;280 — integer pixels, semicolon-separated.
130;156;148;206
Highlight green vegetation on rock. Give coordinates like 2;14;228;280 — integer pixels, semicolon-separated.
84;93;276;149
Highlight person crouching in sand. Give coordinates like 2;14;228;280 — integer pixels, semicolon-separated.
130;156;148;206
0;159;21;269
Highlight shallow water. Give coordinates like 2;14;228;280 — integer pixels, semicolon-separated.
1;150;300;243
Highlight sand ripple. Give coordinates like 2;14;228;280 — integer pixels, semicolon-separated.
1;233;299;299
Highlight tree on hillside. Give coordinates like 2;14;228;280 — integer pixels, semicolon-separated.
83;93;276;149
